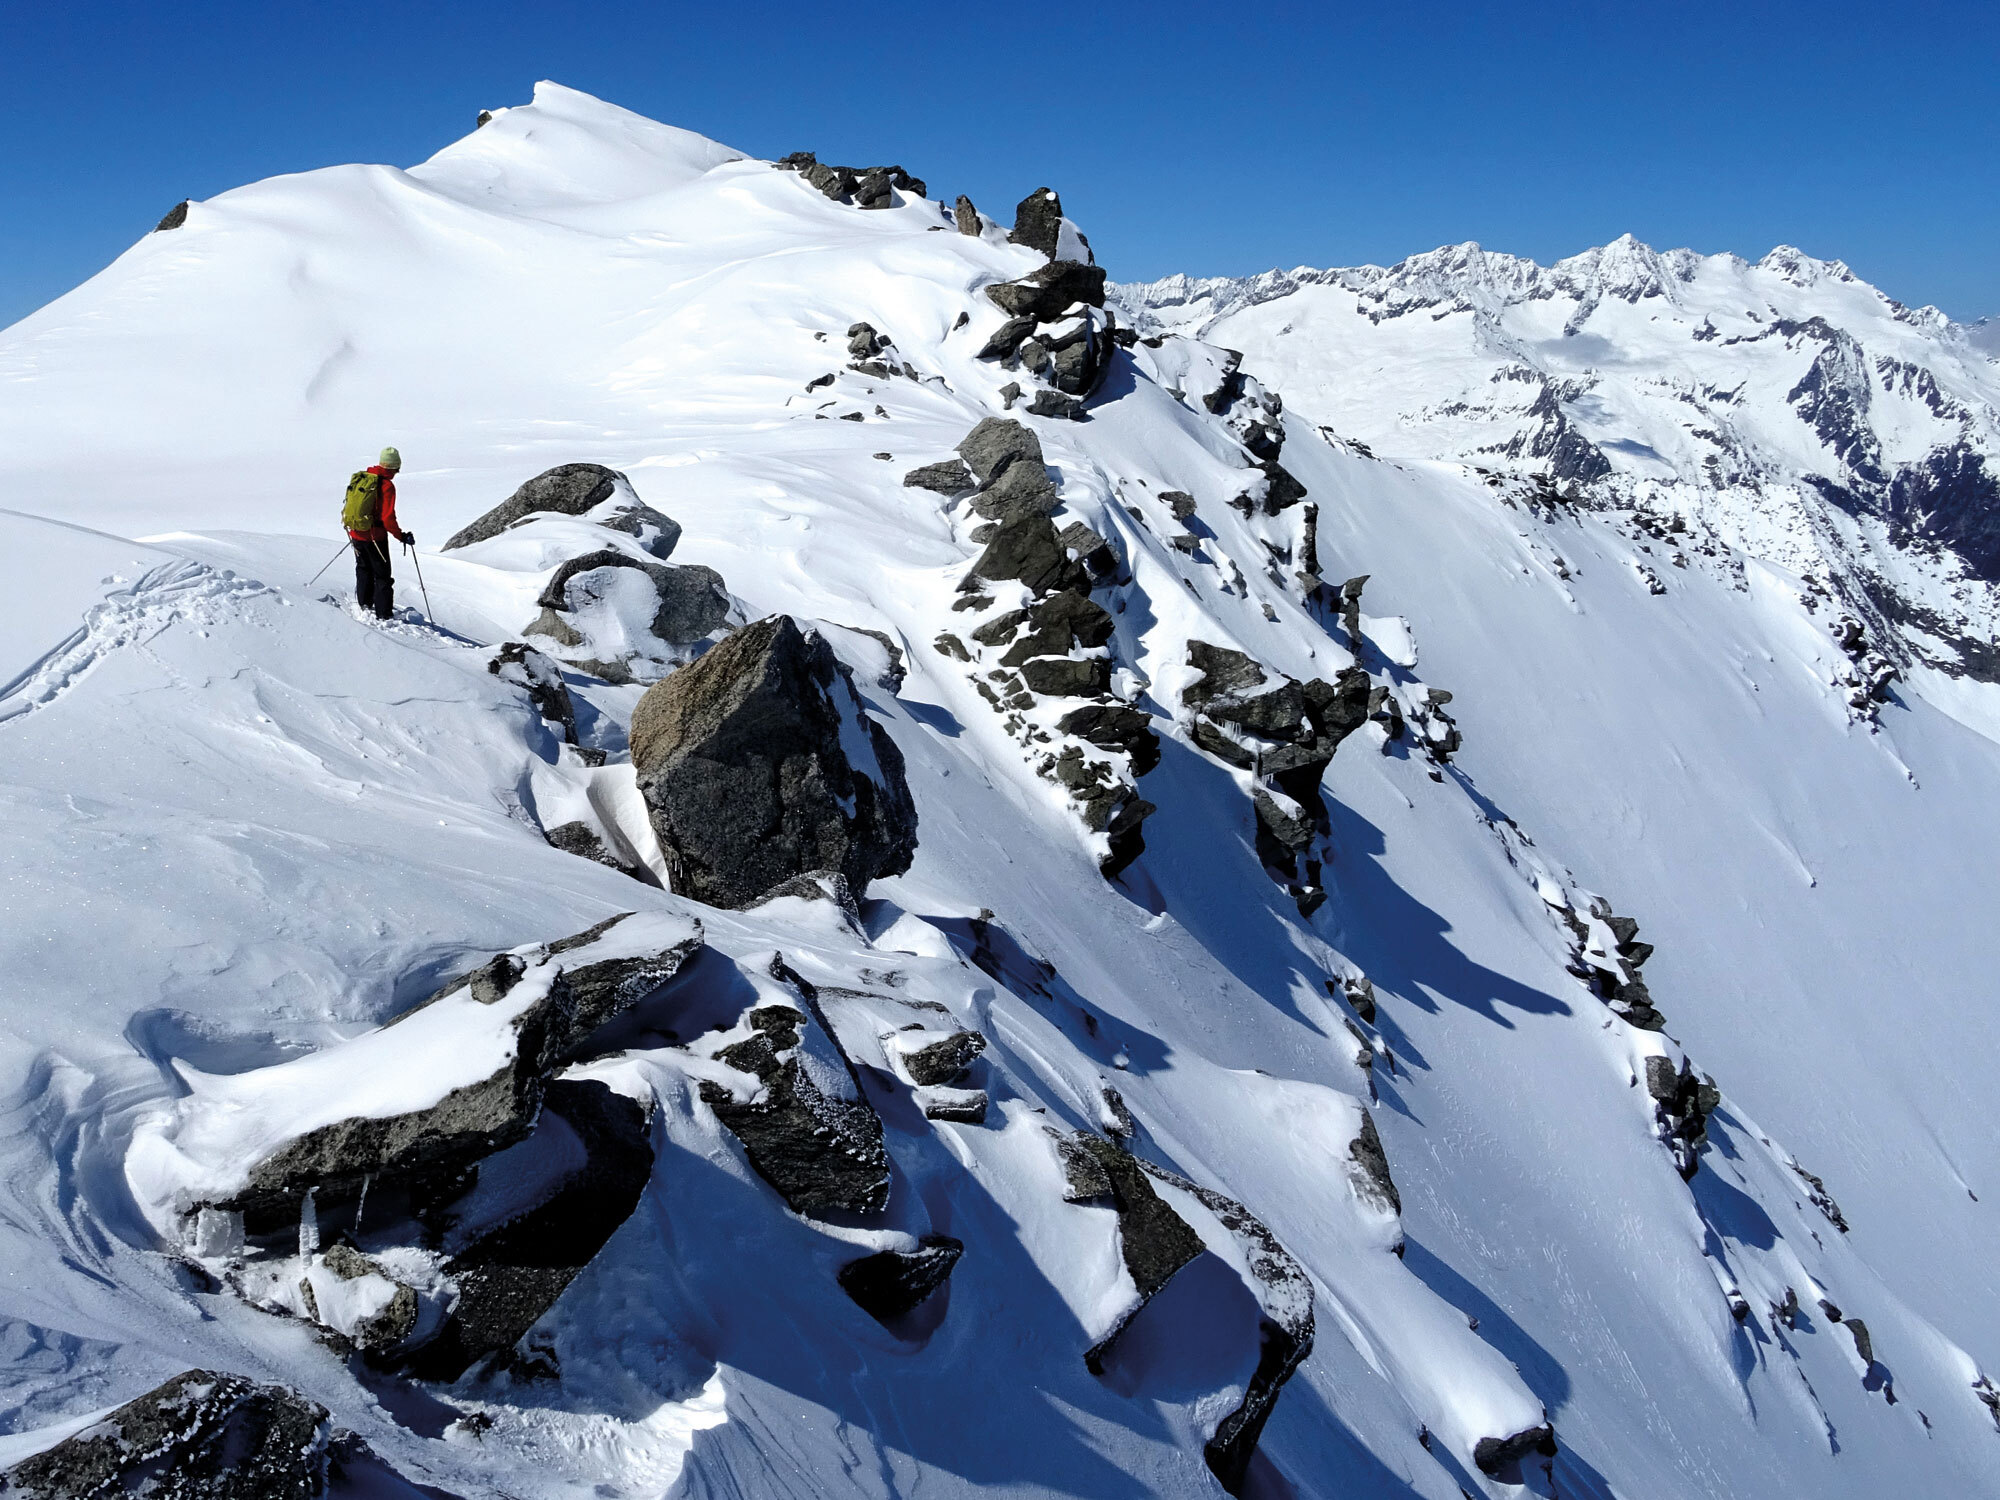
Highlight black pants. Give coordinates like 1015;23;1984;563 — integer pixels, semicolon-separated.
352;538;394;619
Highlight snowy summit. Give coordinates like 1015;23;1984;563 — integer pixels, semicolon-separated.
0;81;1998;1500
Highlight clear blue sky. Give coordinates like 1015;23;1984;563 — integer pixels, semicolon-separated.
4;1;1995;330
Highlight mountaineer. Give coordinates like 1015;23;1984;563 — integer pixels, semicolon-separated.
342;447;415;620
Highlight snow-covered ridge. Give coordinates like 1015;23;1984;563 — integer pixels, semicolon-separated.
1;82;1999;1500
1113;235;2000;691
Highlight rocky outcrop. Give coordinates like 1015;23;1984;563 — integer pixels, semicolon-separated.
1473;1423;1559;1480
206;912;700;1236
489;640;595;759
775;153;925;208
1644;1054;1720;1180
699;998;890;1216
1135;1161;1317;1497
1183;640;1371;911
1559;899;1664;1029
893;1028;987;1086
838;1235;965;1322
1057;1134;1206;1370
2;1370;337;1500
408;1078;656;1380
902;457;975;494
445;463;651;551
986;262;1109;323
154;200;190;233
1009;187;1064;259
964;514;1087;597
630;615;918;909
957;417;1044;484
953;194;980;235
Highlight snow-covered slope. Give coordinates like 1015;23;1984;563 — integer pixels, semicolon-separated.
1113;243;2000;695
2;82;1998;1500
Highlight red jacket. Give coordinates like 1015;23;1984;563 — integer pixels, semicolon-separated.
347;467;410;542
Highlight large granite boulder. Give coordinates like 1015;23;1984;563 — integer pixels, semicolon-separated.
956;417;1045;484
444;463;660;551
2;1370;336;1500
630;615;918;908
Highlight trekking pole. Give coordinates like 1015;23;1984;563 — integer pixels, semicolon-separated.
406;540;435;621
304;540;350;588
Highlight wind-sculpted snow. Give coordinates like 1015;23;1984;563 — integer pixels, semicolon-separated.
0;81;1998;1500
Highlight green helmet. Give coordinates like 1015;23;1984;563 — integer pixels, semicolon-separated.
378;446;403;471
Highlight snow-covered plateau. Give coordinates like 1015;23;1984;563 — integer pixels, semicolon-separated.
0;81;1997;1499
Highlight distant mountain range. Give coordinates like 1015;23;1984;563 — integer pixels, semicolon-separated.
1114;238;2000;682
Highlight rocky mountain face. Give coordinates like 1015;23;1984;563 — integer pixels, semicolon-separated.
1;83;1998;1500
1114;239;2000;686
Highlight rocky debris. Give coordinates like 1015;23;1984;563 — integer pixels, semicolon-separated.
210;913;699;1236
1473;1423;1559;1480
1338;575;1370;644
1160;491;1198;522
630;615;918;909
774;152;925;208
408;1079;656;1380
1182;640;1371;910
1833;613;1899;712
895;1028;987;1086
1559;900;1664;1029
1644;1055;1720;1179
979;315;1039;362
1056;1133;1206;1371
699;999;891;1216
985;261;1109;324
916;1086;988;1123
1844;1317;1876;1365
488;641;585;753
2;1370;338;1500
1014;310;1118;400
1135;1162;1316;1496
838;1235;965;1323
1010;187;1065;258
297;1241;419;1353
1057;703;1160;775
964;514;1087;596
445;462;639;551
155;200;190;233
902;457;975;495
1788;1159;1850;1232
1346;1112;1402;1216
1973;1375;2000;1429
953;194;980;235
1339;972;1378;1024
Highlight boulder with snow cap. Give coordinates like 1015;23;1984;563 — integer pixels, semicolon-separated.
630;614;918;909
1;1370;342;1500
177;912;700;1237
1055;1133;1206;1370
985;260;1109;323
525;549;730;683
444;462;637;550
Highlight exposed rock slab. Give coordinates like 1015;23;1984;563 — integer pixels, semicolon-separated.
444;463;629;550
2;1370;335;1500
838;1234;964;1322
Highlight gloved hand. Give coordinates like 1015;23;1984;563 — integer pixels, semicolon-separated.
401;530;416;547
